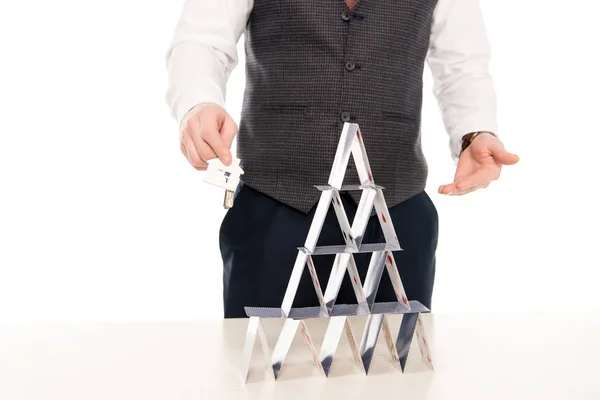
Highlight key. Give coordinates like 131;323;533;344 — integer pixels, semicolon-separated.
224;189;234;209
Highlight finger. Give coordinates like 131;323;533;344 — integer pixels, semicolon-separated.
440;160;472;194
201;115;232;165
451;181;491;196
440;183;477;196
438;183;458;195
183;113;213;163
455;168;499;191
221;114;238;150
182;112;201;139
490;142;520;165
195;140;220;164
181;132;207;170
187;116;219;164
441;177;493;196
493;150;520;165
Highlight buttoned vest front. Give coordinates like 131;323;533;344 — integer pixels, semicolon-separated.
237;0;439;213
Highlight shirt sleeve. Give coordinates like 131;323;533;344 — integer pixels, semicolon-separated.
426;0;499;161
165;0;253;125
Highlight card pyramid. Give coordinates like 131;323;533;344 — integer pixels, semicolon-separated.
240;123;434;381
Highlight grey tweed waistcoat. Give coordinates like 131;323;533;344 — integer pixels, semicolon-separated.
237;0;439;213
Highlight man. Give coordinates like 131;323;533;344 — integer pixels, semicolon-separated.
166;0;519;318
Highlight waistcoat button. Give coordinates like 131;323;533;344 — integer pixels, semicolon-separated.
341;112;351;122
345;61;355;71
342;11;351;21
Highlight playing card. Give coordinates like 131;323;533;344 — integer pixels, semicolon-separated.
346;255;369;313
323;254;352;314
344;318;366;373
362;251;387;311
240;317;259;382
381;315;400;368
395;313;418;372
331;190;358;250
305;255;328;316
384;251;411;311
281;252;309;317
299;321;326;376
373;189;401;249
350;126;375;185
351;188;377;247
256;319;274;375
414;313;434;370
303;191;334;253
359;313;385;373
328;123;357;188
271;319;301;379
241;317;273;382
319;316;346;376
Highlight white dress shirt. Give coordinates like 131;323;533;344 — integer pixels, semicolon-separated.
165;0;498;160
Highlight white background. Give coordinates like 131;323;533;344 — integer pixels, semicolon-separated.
0;0;598;325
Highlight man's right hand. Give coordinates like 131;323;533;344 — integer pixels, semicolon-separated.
179;102;238;170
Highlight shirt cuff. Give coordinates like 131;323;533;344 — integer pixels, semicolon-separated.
170;84;226;128
448;114;499;161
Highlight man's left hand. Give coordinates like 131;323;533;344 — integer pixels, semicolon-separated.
438;133;519;196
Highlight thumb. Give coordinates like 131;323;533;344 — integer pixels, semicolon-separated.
491;143;520;165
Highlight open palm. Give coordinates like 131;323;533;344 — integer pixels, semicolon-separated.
438;133;519;196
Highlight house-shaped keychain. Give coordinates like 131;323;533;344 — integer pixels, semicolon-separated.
203;157;244;208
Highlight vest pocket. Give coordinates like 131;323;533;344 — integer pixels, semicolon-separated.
258;104;307;115
380;110;419;123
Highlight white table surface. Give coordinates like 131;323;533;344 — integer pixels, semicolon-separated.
1;312;599;400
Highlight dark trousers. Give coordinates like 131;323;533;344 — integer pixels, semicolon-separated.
219;184;438;319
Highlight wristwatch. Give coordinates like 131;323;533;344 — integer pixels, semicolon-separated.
460;131;497;154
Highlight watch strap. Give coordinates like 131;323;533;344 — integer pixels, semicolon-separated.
460;131;497;154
